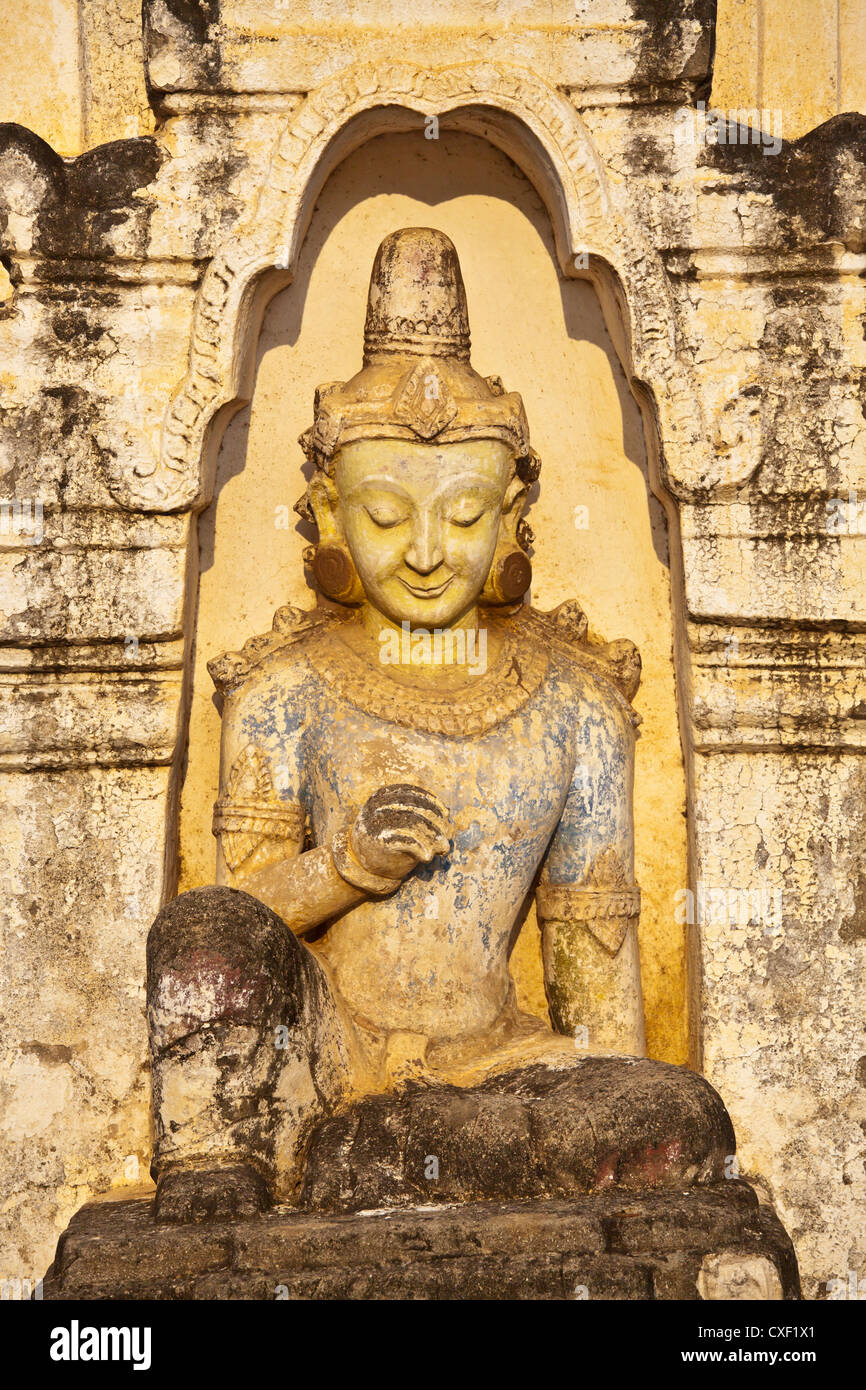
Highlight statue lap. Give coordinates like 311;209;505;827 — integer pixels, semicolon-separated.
147;884;733;1213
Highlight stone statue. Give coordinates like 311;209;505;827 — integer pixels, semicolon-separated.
146;229;732;1223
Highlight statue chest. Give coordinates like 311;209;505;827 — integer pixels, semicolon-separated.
303;688;577;875
301;694;574;1034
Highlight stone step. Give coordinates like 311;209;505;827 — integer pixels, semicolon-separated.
43;1183;800;1301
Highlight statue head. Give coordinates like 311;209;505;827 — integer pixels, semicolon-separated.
298;229;540;630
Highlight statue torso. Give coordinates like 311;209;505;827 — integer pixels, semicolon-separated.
223;609;634;1041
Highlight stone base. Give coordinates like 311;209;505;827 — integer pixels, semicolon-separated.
43;1181;800;1301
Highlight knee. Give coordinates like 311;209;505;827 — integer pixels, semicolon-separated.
147;886;291;975
146;886;299;1050
535;1057;736;1189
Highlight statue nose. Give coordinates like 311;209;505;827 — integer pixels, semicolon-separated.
404;517;443;575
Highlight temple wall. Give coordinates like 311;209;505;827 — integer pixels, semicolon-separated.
0;0;864;1300
5;0;866;154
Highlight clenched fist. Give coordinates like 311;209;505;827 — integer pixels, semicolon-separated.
350;783;451;881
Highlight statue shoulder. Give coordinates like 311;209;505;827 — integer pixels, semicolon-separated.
207;604;346;703
516;601;642;724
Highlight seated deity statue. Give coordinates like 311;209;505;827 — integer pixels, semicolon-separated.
146;228;733;1223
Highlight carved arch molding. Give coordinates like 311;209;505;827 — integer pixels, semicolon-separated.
116;60;710;514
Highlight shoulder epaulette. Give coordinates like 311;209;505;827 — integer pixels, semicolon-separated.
207;604;345;700
518;600;642;713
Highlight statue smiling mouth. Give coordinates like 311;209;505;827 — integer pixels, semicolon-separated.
400;575;453;598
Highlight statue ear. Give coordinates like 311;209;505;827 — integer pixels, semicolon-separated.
305;471;364;605
481;475;533;607
307;471;343;542
500;475;528;542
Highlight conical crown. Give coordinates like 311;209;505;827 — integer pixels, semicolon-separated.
363;227;471;361
299;228;538;485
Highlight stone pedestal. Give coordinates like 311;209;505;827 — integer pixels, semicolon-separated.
43;1184;799;1301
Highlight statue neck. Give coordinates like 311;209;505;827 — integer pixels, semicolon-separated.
359;602;482;671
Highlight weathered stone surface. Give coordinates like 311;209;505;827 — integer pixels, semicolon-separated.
143;0;717;99
301;1060;735;1211
154;1162;271;1225
0;126;165;261
694;751;866;1304
0;768;167;1285
605;1179;758;1253
42;1184;800;1301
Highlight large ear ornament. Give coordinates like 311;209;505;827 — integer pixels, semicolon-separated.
308;542;364;605
484;547;532;604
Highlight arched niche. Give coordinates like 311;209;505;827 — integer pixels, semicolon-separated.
174;126;691;1066
130;65;709;515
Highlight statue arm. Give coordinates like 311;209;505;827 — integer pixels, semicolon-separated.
225;812;446;938
214;679;449;936
211;677;366;933
537;701;646;1056
233;848;367;935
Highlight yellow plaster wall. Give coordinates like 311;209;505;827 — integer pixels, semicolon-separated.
713;0;866;133
2;3;864;155
0;0;154;154
0;0;82;155
176;130;691;1064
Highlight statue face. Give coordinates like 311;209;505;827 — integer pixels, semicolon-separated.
334;438;514;629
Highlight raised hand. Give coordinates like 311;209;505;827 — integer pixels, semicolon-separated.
350;783;451;881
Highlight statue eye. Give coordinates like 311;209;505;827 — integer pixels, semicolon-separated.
365;505;407;529
449;510;485;528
